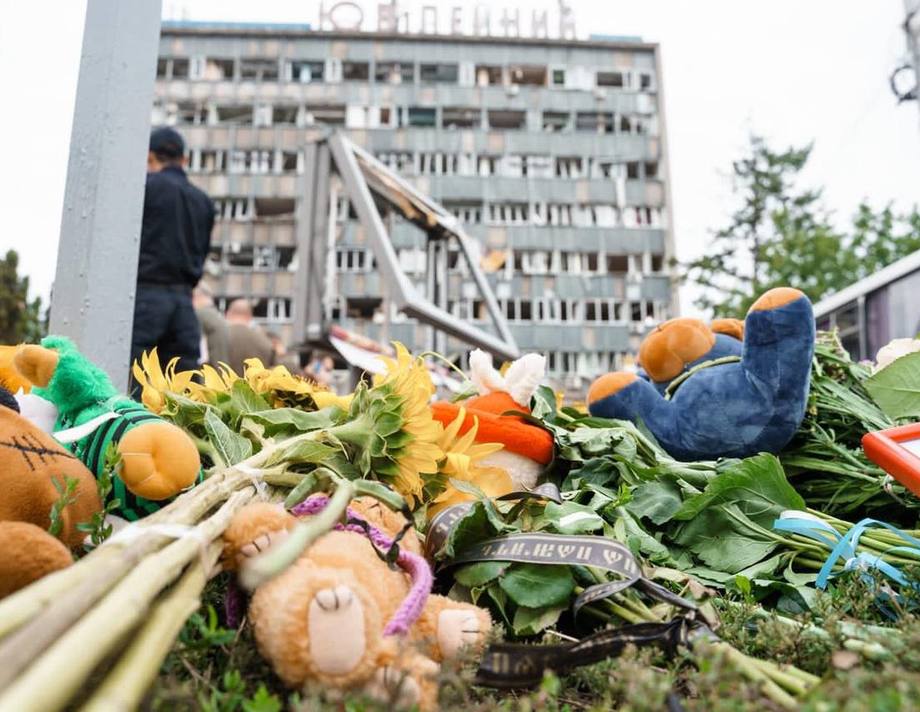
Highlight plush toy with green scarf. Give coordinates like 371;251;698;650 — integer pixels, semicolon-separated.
13;336;201;521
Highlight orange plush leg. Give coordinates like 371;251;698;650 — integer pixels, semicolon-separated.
117;422;201;500
749;287;805;312
587;371;638;405
0;521;73;598
414;594;492;663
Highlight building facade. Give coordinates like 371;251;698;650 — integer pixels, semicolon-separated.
154;21;676;390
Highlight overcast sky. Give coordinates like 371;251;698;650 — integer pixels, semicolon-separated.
1;0;918;317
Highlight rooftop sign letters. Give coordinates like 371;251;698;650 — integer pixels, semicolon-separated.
318;1;577;39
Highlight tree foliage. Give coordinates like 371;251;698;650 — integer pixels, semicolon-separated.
0;250;44;344
685;135;920;316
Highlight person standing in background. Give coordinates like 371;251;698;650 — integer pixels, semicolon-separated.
193;284;230;366
266;331;300;372
225;298;274;374
131;127;215;388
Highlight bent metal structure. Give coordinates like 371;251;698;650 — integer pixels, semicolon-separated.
295;132;519;363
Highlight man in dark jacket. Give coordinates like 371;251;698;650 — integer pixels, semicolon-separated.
131;127;215;384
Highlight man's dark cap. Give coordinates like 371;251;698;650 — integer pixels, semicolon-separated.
149;126;185;158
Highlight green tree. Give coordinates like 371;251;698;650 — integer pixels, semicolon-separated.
0;250;44;343
685;135;920;316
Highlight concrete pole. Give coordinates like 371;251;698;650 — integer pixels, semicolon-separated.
51;0;163;390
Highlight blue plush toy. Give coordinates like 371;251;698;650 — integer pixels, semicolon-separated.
588;287;815;461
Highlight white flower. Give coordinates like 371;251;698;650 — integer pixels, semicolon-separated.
874;338;920;373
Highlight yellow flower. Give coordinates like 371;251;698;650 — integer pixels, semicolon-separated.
242;358;352;410
131;348;195;413
340;343;445;504
427;408;512;519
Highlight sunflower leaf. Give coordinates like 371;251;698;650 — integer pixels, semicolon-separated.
204;410;253;466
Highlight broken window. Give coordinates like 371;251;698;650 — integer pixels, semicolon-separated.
556;156;583;178
214;198;251;221
477;155;498;176
253;246;278;270
291;60;324;83
596;71;625;88
198;149;222;172
376;151;414;172
215;105;253;125
488;110;526;130
342;61;370;81
475;65;502;86
420;63;458;83
346;297;382;319
607;255;629;273
524;155;553;178
272;105;299;125
619;115;633;133
639;72;653;90
651;254;664;272
542;111;569;132
509;65;547;85
202;58;233;81
280;152;299;173
173;101;208;125
254;198;295;219
519;300;533;321
443;201;482;223
644;161;659;179
375;61;413;84
627;162;640;179
406;107;436;127
172;58;191;78
306;104;346;126
552;68;566;86
278;247;296;269
575;112;614;134
226;245;254;267
442;107;480;129
156;58;168;78
240;58;279;81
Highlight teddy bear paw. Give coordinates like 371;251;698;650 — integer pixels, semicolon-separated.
308;585;366;675
363;665;422;709
239;529;289;560
437;609;488;659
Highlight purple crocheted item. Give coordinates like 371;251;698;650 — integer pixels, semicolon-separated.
290;494;433;636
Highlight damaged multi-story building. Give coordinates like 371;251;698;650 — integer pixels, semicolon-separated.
154;19;676;393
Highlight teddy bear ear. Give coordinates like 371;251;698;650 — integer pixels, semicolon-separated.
504;353;546;407
469;349;506;396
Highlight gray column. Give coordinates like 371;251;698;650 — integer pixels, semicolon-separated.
50;0;163;390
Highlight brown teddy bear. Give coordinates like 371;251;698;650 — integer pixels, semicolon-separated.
222;496;493;710
0;386;101;597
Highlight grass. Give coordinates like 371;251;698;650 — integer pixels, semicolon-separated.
139;571;920;712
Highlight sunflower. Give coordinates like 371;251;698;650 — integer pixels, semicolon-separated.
242;358;352;411
328;343;444;505
131;349;196;413
132;351;350;412
427;407;512;519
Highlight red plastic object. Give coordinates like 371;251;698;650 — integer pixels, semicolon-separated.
862;423;920;499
